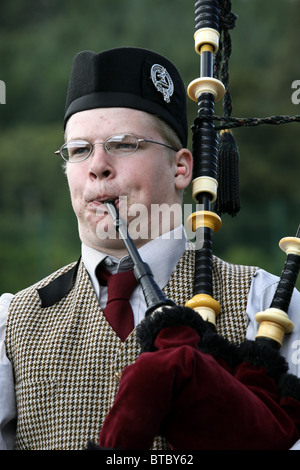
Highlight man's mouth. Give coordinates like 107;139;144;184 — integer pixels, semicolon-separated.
89;196;120;207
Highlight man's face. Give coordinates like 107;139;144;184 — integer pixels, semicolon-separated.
65;107;192;255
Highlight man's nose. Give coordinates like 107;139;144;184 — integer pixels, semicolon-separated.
88;145;114;180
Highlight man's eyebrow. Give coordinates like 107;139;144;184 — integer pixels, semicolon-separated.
64;136;90;142
65;132;148;142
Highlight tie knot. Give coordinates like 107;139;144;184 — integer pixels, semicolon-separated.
97;267;137;302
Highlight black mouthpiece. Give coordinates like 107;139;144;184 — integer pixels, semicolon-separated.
103;198;116;205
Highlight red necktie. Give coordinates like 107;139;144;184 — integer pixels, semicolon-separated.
97;267;137;342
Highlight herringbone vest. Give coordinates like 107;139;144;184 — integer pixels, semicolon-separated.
5;246;258;450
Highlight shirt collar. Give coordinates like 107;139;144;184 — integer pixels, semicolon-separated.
82;224;188;296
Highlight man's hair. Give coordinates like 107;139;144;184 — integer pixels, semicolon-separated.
149;114;187;202
150;115;183;164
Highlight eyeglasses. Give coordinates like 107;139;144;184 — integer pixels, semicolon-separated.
55;133;179;162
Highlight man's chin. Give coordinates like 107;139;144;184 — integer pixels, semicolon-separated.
95;221;119;242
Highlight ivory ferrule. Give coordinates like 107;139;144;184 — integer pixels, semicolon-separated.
192;176;218;202
185;293;221;326
279;237;300;256
255;308;294;346
186;210;222;233
194;27;220;54
187;77;225;103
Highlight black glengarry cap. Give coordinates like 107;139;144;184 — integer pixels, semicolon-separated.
64;47;188;147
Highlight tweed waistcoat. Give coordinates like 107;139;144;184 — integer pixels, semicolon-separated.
5;246;258;450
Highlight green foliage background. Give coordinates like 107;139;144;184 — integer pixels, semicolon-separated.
0;0;299;293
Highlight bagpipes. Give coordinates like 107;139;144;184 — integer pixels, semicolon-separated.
91;0;300;450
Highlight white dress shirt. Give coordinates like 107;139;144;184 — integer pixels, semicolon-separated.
82;225;187;326
0;225;300;449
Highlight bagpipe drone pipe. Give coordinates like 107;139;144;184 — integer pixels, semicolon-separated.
90;0;300;451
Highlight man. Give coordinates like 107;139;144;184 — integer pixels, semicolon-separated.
0;47;299;450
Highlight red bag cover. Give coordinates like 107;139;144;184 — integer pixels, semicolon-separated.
99;307;300;450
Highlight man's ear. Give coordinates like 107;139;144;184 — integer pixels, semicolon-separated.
174;148;193;190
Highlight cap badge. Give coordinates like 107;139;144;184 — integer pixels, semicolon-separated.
150;64;174;103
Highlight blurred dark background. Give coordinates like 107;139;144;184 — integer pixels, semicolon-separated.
0;0;299;293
